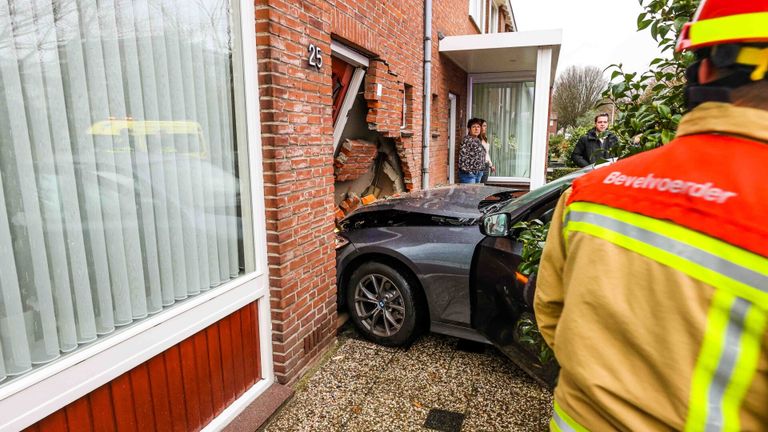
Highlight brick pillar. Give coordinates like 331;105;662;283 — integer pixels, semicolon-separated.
255;0;337;384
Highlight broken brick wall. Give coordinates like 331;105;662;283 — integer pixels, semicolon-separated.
255;0;481;385
331;1;424;190
331;0;476;189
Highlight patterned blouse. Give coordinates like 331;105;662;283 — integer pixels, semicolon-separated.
458;135;486;172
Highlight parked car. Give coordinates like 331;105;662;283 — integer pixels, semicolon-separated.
336;167;598;386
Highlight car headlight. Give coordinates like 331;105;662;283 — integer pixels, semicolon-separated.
335;233;350;249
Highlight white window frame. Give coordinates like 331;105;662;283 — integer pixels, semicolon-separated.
0;1;273;430
468;0;486;32
448;93;457;183
489;2;499;33
401;87;408;129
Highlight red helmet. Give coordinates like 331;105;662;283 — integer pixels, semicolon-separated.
676;0;768;52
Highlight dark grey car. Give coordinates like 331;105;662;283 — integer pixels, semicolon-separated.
335;185;521;346
336;167;599;387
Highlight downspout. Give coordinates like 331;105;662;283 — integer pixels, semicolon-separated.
421;0;432;189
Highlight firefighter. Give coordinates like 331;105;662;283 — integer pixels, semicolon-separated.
535;1;768;430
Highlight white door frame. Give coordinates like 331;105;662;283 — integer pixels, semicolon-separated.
448;93;457;184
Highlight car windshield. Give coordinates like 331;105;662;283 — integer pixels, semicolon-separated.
498;166;594;214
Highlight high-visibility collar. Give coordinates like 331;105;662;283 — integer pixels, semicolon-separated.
676;102;768;144
687;12;768;49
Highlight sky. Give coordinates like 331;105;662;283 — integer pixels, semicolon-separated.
513;0;665;78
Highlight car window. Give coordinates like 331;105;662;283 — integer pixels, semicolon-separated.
499;167;591;214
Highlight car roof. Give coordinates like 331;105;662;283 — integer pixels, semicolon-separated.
347;185;515;219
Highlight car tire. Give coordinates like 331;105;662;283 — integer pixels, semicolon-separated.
346;261;422;347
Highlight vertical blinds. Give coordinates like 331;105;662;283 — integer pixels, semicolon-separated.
0;0;242;383
472;81;535;178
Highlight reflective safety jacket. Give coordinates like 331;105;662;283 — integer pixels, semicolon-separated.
535;102;768;432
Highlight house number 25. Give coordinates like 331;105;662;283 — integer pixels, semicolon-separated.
308;44;323;70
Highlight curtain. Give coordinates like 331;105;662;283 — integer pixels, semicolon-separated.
0;0;241;383
472;81;535;178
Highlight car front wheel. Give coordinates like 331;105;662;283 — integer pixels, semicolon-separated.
346;261;421;347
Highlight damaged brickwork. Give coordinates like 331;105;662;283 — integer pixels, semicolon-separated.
256;0;488;385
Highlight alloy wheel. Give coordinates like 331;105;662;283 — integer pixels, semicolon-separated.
353;273;406;337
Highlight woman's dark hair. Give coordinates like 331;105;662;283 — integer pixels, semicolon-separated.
479;119;487;142
467;117;482;129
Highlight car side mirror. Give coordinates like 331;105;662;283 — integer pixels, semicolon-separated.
481;213;510;237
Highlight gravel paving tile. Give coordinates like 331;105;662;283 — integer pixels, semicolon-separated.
462;370;553;432
263;341;395;432
262;325;554;432
341;386;432;431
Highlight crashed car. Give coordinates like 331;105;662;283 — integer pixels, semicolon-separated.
336;167;595;386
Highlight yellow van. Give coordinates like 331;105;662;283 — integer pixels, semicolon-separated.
88;119;208;159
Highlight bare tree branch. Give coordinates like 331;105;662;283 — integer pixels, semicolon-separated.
552;65;607;130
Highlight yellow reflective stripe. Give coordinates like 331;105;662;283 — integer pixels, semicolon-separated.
721;304;767;430
565;220;766;309
736;46;768;81
553;401;590;432
689;12;768;47
568;202;768;280
562;206;572;250
686;292;766;432
685;291;735;432
550;417;561;432
565;203;768;308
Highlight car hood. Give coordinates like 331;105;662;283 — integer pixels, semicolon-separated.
347;185;516;220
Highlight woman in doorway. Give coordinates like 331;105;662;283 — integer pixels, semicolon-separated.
479;119;495;183
458;118;486;184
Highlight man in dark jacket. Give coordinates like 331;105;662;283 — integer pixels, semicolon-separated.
571;113;618;167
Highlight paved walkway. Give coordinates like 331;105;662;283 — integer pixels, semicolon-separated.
262;324;553;431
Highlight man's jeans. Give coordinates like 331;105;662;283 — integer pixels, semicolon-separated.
458;171;483;183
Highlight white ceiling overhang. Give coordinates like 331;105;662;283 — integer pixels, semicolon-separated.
439;29;562;84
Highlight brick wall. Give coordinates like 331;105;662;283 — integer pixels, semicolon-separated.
255;0;337;384
431;0;476;185
256;0;479;385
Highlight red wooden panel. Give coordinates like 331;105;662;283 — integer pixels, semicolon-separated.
65;396;93;432
128;364;156;431
205;322;225;413
163;346;188;432
251;302;262;381
218;315;236;404
179;338;202;429
110;373;137;432
89;385;117;432
38;409;68;432
147;355;173;432
24;302;263;431
240;302;257;387
229;309;246;397
192;332;214;424
22;424;40;432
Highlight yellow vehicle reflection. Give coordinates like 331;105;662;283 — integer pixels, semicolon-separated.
88;119;208;159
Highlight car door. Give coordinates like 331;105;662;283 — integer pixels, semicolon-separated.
469;191;562;388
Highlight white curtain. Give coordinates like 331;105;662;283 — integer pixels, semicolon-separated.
472;81;535;178
0;0;241;383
